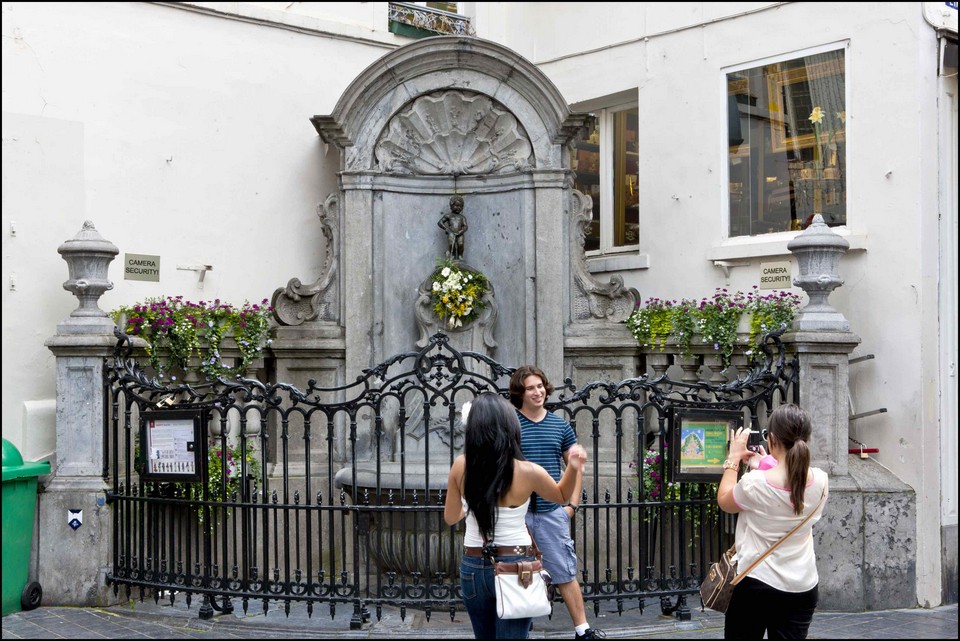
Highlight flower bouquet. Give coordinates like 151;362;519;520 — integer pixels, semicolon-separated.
430;260;490;329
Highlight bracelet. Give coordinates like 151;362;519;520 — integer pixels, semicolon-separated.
722;459;739;471
566;503;579;513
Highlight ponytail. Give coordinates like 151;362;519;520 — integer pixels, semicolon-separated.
767;403;813;516
785;439;810;515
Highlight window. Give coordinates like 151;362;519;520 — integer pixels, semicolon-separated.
727;49;846;237
572;106;639;252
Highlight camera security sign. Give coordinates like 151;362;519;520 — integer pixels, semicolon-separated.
124;253;160;282
759;261;792;289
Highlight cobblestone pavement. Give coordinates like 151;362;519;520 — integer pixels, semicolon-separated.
2;597;957;639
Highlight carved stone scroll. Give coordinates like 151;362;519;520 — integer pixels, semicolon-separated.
569;189;638;322
271;194;340;326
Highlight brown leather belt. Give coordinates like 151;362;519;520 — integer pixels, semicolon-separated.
463;545;535;557
494;559;543;586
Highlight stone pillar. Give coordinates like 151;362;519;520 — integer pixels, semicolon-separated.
787;215;917;610
269;325;345;474
789;331;859;476
40;221;122;606
788;213;858;475
532;170;566;378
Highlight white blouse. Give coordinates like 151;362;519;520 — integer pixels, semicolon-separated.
732;467;829;592
462;499;532;547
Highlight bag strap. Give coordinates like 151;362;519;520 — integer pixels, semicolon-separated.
732;484;826;585
526;524;542;560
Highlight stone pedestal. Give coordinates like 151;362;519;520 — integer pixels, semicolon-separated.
816;456;917;610
785;214;916;610
40;221;122;606
787;332;918;611
269;325;345;476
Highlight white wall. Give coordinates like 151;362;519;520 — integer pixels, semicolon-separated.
1;1;394;451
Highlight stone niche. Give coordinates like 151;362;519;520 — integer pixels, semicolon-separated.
269;36;639;577
300;35;638;379
269;32;643;465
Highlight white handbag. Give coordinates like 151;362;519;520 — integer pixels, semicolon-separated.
494;558;552;619
487;526;552;619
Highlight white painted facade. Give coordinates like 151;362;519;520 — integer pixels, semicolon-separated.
1;1;956;607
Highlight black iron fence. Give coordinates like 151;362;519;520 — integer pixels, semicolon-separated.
103;330;797;626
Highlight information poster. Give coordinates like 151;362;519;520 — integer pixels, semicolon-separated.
671;409;743;481
140;410;203;482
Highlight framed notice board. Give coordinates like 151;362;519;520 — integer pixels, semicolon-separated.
140;409;205;482
670;409;744;482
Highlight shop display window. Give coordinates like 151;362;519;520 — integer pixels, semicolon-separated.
727;49;846;236
572;106;639;252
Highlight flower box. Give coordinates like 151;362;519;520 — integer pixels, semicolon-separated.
111;296;273;381
626;287;801;368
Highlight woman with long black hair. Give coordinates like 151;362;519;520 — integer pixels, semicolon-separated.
717;403;830;639
444;392;583;639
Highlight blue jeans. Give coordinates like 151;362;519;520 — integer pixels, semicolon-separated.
460;554;535;639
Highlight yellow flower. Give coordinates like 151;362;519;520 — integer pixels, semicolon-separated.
808;106;825;125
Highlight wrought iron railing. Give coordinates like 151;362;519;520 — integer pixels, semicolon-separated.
388;2;474;36
103;329;796;626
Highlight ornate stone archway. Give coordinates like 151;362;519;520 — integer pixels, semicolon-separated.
273;36;636;388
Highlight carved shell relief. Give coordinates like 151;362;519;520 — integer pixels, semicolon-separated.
375;90;533;175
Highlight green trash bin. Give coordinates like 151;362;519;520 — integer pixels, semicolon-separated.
2;438;50;616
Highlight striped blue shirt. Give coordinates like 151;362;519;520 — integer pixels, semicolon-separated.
517;409;577;513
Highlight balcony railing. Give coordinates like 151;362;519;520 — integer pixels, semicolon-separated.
388;2;474;37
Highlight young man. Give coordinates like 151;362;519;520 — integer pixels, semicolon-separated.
509;365;603;641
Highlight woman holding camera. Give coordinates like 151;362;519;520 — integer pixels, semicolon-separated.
444;392;584;639
717;403;829;639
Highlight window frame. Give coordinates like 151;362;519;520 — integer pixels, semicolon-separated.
721;42;850;242
575;100;639;256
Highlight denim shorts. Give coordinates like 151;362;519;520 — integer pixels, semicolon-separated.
460;554;536;639
525;508;578;584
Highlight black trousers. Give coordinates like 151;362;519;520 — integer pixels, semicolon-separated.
724;576;819;640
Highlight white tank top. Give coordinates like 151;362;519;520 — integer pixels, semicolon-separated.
462;498;531;547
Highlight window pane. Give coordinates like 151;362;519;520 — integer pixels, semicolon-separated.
727;51;846;236
614;108;639;246
572;116;601;252
425;2;459;13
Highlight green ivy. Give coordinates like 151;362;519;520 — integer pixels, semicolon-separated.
629;443;720;544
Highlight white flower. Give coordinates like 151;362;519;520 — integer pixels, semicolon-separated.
441;267;451;278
